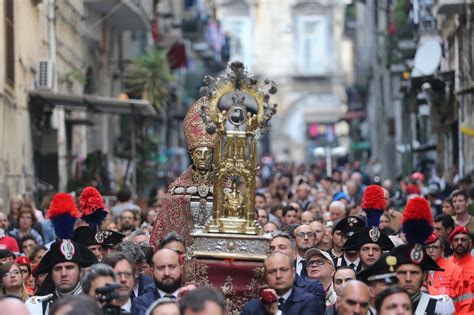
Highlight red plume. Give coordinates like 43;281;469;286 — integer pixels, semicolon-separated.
361;185;386;210
47;193;81;219
401;196;433;225
79;186;106;216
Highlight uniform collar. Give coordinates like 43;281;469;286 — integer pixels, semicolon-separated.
451;253;473;264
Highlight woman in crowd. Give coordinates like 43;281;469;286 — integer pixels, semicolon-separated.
140;207;159;233
9;206;44;247
8;195;24;230
379;213;391;230
441;197;455;216
0;262;29;300
28;245;47;266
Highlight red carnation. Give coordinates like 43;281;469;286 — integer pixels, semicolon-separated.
79;186;106;216
47;193;81;219
401;196;433;225
361;185;386;210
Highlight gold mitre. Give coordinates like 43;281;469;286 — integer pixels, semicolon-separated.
183;97;218;150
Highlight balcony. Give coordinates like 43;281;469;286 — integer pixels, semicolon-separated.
85;0;154;31
436;0;468;15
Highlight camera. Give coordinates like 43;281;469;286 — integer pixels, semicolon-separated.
95;283;122;315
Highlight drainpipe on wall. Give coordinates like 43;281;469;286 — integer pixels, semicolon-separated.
48;0;67;191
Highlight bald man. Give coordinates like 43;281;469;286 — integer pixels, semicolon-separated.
334;280;370;315
132;249;184;315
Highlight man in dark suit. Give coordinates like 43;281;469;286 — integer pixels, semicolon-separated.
241;252;324;315
116;240;154;300
131;248;183;315
269;231;325;307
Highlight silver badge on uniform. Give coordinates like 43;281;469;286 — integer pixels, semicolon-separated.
410;244;424;265
59;240;75;260
95;230;112;244
369;226;380;242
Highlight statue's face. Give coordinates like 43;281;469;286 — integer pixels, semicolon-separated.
191;147;214;172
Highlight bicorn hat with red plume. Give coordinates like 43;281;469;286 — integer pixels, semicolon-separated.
342;185;394;251
361;185;387;228
79;186;108;228
394;196;440;268
401;196;433;245
47;193;82;240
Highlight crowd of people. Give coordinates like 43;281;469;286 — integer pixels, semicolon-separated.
0;161;473;315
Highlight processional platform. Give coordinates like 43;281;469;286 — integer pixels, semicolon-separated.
186;61;278;314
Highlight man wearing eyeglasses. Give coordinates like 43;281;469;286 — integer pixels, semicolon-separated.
304;248;337;307
102;252;136;313
448;226;474;312
269;231;325;308
424;232;471;313
293;225;316;277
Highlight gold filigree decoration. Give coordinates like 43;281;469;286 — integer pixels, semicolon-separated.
184;259;211;287
221;275;234;295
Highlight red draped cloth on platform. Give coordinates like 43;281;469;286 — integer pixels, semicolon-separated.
185;258;265;313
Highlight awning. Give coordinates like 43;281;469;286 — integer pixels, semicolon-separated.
341;109;366;121
29;91;157;117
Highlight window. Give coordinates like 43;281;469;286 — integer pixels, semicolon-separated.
295;15;332;75
221;16;252;69
5;0;15;86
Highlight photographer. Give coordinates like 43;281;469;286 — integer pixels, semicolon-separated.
82;263;130;314
82;263;117;303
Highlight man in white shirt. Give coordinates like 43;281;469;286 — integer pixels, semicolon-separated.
293;224;316;277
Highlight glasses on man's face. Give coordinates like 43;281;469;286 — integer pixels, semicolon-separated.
425;245;440;251
296;232;315;238
3;270;21;277
307;259;326;267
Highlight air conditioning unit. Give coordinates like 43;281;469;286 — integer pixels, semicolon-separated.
36;59;54;90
